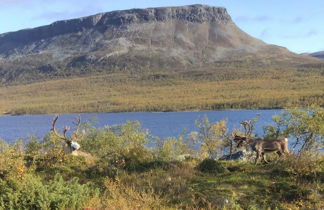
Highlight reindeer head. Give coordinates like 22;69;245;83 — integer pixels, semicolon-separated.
233;135;248;148
51;115;83;152
232;120;253;148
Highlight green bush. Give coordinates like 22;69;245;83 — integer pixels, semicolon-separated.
192;117;229;159
82;121;154;172
0;140;26;179
25;136;42;156
82;121;151;156
264;106;324;152
197;159;228;173
0;174;98;210
155;136;192;161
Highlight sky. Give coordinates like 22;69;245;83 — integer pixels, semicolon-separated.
0;0;323;53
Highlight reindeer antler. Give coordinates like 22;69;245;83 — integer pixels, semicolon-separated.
231;128;240;137
240;120;252;137
72;115;83;140
50;115;85;153
51;115;84;143
51;115;71;144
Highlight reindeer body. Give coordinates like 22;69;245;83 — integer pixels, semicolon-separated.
233;120;289;164
64;141;80;153
250;137;289;164
234;135;289;164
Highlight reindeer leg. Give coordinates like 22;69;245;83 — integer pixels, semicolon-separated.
274;151;282;163
262;153;269;163
255;152;260;165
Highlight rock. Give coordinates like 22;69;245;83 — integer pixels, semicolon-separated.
0;5;231;51
219;151;245;161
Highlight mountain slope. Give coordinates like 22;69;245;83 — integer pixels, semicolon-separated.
309;51;324;59
0;5;266;61
0;4;319;85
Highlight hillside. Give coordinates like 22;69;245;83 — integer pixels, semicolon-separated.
0;68;323;115
309;51;324;59
0;4;319;85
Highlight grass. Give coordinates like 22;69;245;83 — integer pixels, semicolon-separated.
93;156;324;209
3;154;322;209
0;66;323;115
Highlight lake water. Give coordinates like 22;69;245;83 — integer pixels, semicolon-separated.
0;110;283;143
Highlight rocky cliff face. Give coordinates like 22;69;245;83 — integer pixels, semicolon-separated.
0;5;232;59
0;5;318;84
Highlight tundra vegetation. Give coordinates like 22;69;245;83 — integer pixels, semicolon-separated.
0;64;323;115
0;107;323;209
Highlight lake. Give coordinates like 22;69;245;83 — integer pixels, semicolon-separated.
0;110;282;143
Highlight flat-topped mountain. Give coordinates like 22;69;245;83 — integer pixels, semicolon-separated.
0;5;234;60
0;4;319;84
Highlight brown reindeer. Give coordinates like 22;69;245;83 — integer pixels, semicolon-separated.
51;115;92;158
233;121;289;164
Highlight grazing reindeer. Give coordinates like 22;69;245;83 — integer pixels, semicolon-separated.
51;115;92;158
233;121;289;164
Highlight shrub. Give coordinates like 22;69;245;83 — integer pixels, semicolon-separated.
264;106;324;152
93;178;165;209
191;117;229;159
82;121;155;172
0;174;98;210
155;136;192;161
0;140;26;179
197;159;228;173
25;136;42;156
270;181;312;202
269;152;324;182
82;122;152;157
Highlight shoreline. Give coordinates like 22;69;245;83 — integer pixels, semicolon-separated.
0;107;287;117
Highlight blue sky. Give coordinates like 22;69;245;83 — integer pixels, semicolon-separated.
0;0;323;53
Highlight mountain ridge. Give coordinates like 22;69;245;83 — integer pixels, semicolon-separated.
309;51;324;59
0;4;232;59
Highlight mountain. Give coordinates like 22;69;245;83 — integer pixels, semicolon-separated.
0;5;323;114
309;51;324;59
0;4;319;85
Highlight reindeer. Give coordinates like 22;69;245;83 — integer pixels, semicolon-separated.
233;121;289;164
51;115;92;158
